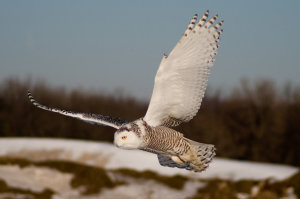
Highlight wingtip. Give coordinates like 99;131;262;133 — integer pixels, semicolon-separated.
27;90;33;98
27;90;36;104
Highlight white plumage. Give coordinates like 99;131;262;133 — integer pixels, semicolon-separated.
145;10;223;127
28;10;223;172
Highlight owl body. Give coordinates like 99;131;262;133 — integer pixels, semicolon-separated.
114;118;187;154
28;10;223;172
114;118;215;172
143;125;200;169
143;125;191;155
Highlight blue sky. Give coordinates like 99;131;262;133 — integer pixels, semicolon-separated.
1;0;299;100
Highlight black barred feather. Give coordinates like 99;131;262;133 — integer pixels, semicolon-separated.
28;91;127;129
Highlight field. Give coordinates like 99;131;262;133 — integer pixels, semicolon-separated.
0;138;299;199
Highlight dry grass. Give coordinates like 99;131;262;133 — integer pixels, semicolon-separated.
112;168;188;190
0;156;122;195
0;178;54;199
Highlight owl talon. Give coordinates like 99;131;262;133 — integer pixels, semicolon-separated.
171;156;185;165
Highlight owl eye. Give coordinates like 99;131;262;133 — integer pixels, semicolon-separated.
122;136;127;140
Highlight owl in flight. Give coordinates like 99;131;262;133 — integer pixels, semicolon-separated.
28;10;223;172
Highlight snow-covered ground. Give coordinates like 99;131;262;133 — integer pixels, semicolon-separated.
0;138;298;199
0;138;297;180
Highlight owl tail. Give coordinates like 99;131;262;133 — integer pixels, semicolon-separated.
184;138;216;171
157;139;216;172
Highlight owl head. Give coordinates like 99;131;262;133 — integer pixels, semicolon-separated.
114;124;143;149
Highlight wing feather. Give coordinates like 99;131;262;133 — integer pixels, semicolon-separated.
144;10;223;127
157;154;195;171
28;91;127;129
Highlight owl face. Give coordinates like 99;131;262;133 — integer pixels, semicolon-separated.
114;126;143;149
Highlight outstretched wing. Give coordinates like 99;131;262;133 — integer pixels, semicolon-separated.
28;91;127;129
144;10;223;127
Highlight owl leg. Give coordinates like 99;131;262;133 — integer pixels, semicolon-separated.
178;153;205;171
171;156;185;165
180;154;209;172
189;161;207;172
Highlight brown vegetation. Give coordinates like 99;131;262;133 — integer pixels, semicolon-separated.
113;168;188;190
0;156;123;195
0;178;54;199
0;77;299;166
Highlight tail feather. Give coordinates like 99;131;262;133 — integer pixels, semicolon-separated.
157;139;216;172
185;138;216;171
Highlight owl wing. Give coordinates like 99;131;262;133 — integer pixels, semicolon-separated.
144;10;223;127
157;154;195;171
28;91;127;129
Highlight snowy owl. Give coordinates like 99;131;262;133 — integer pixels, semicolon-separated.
28;10;223;172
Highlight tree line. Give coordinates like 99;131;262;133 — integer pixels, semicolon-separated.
0;77;299;166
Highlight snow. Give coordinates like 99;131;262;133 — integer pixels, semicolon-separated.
0;165;77;195
0;138;297;181
0;138;299;199
93;180;202;199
